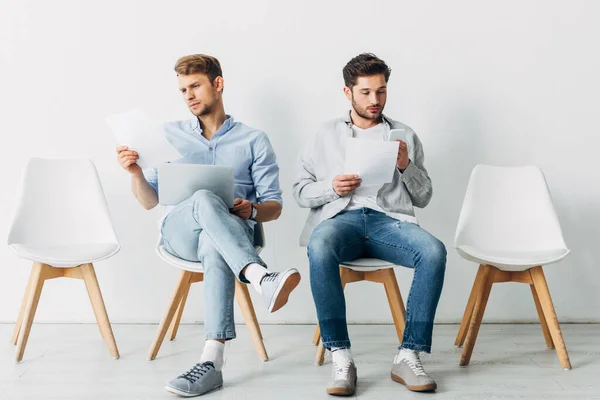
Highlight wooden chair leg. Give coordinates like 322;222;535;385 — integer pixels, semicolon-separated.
531;284;554;349
80;263;120;359
235;281;268;361
460;264;496;367
312;324;321;345
455;265;486;347
12;269;36;345
529;267;571;369
379;269;406;343
315;341;326;365
148;270;194;360
15;263;47;362
168;279;192;341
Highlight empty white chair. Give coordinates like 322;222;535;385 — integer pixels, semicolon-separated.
454;165;571;369
147;223;269;361
8;158;120;362
312;258;406;365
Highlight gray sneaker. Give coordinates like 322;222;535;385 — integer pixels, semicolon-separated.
165;361;223;397
327;359;357;396
391;351;437;392
260;269;301;313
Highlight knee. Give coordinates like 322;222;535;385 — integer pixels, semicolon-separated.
308;228;334;259
191;189;218;203
419;238;447;272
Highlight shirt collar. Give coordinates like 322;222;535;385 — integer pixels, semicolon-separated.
191;115;234;136
343;110;392;130
343;111;392;132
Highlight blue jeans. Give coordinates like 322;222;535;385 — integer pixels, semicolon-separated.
161;189;265;340
308;208;446;353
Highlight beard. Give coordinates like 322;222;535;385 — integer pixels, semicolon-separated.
351;95;385;121
190;101;213;117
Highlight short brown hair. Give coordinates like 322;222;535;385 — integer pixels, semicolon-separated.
343;53;391;88
174;54;223;84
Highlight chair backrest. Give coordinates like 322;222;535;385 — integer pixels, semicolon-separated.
253;222;265;248
7;158;119;247
454;165;567;253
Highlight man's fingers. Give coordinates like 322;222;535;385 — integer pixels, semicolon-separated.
116;145;128;153
337;174;360;181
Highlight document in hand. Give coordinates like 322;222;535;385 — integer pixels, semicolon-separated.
344;138;399;187
105;108;181;169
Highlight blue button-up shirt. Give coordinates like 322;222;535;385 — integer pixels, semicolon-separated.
143;115;282;237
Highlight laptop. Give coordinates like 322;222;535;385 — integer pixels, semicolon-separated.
157;164;235;207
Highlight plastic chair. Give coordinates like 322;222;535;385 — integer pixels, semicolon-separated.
147;223;269;361
7;158;120;362
312;258;406;365
454;165;571;369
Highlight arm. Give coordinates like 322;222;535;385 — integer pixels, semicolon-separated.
293;131;341;208
116;146;159;210
398;135;433;208
232;133;283;222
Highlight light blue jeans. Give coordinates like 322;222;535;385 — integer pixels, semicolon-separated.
308;208;446;353
161;190;265;340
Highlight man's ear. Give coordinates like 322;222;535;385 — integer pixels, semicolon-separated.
214;76;225;93
343;86;353;101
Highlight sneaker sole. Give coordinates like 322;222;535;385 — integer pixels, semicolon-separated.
164;383;223;397
326;377;357;396
268;269;301;313
326;387;355;396
391;372;437;392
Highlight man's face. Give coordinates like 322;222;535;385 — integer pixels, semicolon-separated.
178;73;222;117
345;74;387;120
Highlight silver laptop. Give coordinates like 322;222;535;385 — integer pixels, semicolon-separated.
158;164;235;207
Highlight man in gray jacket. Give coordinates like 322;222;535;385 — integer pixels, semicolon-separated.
294;53;446;396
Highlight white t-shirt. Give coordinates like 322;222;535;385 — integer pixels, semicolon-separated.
344;123;390;213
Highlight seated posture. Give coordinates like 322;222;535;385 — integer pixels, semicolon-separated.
117;54;300;397
294;53;446;396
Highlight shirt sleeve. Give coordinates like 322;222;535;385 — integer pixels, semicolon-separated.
251;133;283;204
142;167;159;194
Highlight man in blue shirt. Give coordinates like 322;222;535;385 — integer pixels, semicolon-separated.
117;54;300;397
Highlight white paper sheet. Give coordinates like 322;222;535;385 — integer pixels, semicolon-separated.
105;108;181;169
344;138;399;186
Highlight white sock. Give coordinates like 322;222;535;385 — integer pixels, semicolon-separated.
395;348;418;363
244;263;268;293
200;340;225;371
331;347;353;365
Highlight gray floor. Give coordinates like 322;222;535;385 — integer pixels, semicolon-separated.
0;323;599;399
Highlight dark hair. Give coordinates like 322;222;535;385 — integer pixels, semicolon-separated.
174;54;223;84
343;53;391;88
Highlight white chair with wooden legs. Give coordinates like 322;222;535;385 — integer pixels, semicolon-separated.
312;258;406;365
148;223;268;361
454;165;571;370
8;158;121;362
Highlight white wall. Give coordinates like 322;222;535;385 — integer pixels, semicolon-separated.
1;0;599;325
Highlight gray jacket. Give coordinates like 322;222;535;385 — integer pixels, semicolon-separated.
293;113;433;246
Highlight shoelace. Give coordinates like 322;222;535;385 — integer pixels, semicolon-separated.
178;362;213;383
260;272;279;284
333;359;353;381
396;352;427;377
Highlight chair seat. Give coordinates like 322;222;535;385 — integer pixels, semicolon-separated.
156;245;263;273
156;245;205;272
341;258;398;271
456;245;570;271
10;243;120;267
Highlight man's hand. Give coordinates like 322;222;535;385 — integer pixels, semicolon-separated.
332;174;362;196
232;198;252;220
116;145;142;175
395;140;410;171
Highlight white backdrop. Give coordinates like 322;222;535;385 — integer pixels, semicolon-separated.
1;0;599;325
